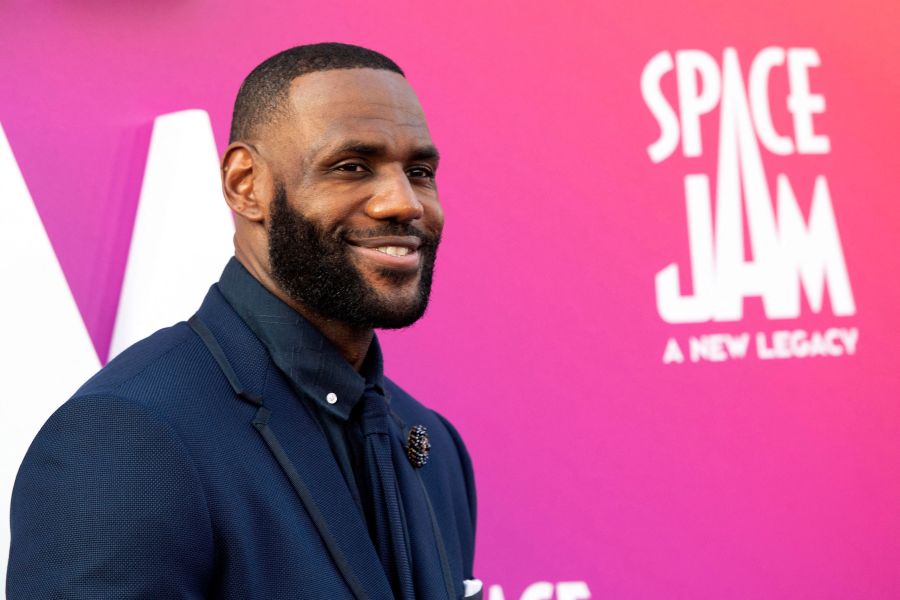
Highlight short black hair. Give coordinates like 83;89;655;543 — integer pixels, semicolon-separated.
229;42;405;143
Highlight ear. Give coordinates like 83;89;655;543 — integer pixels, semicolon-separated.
221;143;268;222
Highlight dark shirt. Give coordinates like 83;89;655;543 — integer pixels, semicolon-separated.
217;257;385;516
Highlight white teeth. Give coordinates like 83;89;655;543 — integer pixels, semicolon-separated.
375;246;412;257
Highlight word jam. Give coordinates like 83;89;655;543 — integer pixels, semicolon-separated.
641;47;858;364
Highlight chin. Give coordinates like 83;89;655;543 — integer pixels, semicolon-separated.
373;310;428;330
366;265;422;287
377;294;425;317
364;267;421;293
367;289;429;329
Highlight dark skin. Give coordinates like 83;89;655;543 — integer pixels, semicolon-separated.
221;68;444;370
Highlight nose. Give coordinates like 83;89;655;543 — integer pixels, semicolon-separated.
365;168;425;223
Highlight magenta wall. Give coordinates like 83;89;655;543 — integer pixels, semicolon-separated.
3;1;900;597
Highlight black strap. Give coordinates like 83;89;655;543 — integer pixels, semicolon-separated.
188;314;262;406
252;408;369;600
417;472;458;599
390;414;457;599
187;313;368;600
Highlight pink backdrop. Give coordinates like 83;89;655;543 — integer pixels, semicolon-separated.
3;1;900;597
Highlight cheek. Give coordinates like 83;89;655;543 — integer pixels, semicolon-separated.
291;178;362;220
424;199;445;234
290;199;348;238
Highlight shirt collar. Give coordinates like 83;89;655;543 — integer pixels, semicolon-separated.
216;257;386;421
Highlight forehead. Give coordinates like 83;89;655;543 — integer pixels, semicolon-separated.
281;68;432;155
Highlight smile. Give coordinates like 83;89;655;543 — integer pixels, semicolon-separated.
375;246;412;257
345;235;423;272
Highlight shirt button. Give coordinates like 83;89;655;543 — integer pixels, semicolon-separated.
326;392;338;404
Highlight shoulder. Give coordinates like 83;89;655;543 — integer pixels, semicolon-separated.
384;376;476;502
9;325;220;586
384;377;478;575
72;319;245;429
385;377;463;443
384;377;472;453
9;385;215;594
17;391;205;491
77;321;202;401
31;317;253;467
18;320;216;500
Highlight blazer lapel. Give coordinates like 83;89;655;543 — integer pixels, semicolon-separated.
258;367;394;600
194;287;393;600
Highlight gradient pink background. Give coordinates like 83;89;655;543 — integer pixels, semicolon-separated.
2;1;900;597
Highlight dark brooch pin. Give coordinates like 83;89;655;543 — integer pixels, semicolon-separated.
406;425;431;468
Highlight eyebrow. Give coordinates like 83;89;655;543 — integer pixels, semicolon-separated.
322;140;441;164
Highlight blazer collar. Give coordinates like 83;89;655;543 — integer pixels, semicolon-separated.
216;257;387;421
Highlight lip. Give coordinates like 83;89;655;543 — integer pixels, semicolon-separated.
345;235;422;272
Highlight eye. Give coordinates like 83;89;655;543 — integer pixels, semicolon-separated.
406;166;435;180
333;162;369;174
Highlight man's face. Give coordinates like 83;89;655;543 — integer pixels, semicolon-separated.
261;69;443;329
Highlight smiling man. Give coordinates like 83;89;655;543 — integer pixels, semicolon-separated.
8;43;478;599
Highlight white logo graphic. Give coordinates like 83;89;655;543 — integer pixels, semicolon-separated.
642;47;855;324
641;47;857;364
488;581;591;600
110;110;235;358
0;111;233;585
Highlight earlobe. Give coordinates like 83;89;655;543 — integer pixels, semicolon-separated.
222;143;266;222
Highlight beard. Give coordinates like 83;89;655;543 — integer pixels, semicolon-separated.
267;182;440;329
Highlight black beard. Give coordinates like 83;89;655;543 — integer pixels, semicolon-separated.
267;183;440;329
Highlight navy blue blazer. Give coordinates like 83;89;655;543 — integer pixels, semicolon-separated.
7;285;477;599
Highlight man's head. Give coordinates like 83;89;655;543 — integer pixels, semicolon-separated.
222;43;443;330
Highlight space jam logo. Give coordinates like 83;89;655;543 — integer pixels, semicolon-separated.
640;48;858;363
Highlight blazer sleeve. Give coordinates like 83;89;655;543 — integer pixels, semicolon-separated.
432;410;477;579
7;394;214;599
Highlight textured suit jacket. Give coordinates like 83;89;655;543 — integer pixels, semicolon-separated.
7;284;477;599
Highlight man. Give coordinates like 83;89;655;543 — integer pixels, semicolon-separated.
7;43;478;599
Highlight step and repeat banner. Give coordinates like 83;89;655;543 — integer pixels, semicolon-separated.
2;1;898;598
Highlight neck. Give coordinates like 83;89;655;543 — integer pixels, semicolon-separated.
234;249;374;371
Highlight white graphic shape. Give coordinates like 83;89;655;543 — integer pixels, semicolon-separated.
786;48;830;154
776;175;855;316
109;110;234;359
676;50;722;158
749;47;794;155
642;51;680;164
0;122;102;587
556;582;592;600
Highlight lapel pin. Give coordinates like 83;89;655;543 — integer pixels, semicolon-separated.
406;425;431;468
